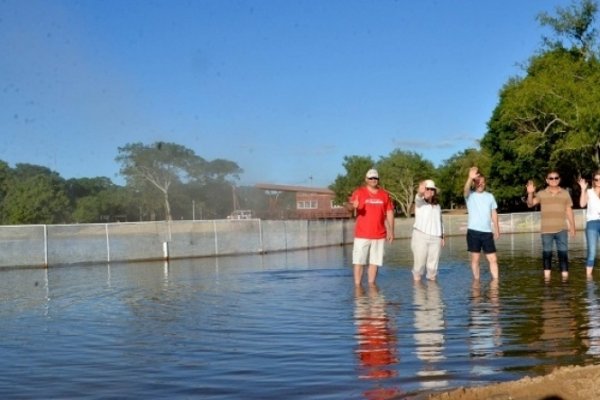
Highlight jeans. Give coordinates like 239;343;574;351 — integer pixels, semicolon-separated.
585;220;600;268
541;230;568;272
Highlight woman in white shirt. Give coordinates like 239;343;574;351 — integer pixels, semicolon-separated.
578;171;600;278
412;179;445;281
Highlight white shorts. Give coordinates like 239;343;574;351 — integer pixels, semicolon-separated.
352;238;385;266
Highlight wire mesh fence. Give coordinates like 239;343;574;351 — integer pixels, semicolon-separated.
0;210;585;268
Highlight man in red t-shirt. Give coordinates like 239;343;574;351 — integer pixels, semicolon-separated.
349;169;395;286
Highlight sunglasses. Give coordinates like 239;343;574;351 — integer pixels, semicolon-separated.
367;177;379;181
547;176;560;180
425;188;436;191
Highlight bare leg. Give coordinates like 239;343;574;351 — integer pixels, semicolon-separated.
354;264;364;286
558;250;568;281
485;253;499;280
367;264;378;285
587;266;594;279
354;285;364;297
544;269;551;281
470;252;481;280
471;279;481;298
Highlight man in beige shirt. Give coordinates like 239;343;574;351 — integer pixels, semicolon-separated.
526;170;576;280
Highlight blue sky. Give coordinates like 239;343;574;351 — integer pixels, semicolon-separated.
0;0;574;187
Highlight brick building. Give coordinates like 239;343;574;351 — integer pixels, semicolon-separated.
255;183;352;220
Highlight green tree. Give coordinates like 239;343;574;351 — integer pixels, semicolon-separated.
377;150;435;216
66;177;122;221
481;0;600;209
116;142;207;221
187;158;244;218
437;148;490;209
538;0;598;58
72;186;135;223
11;163;58;180
329;155;374;206
0;160;11;222
130;179;167;220
66;177;116;200
204;159;243;181
199;179;237;219
329;151;434;217
0;160;10;197
116;142;244;220
1;163;72;224
3;174;71;224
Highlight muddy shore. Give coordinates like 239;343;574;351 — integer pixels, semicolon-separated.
426;364;600;400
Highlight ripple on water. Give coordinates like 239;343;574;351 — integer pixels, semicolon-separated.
0;234;599;399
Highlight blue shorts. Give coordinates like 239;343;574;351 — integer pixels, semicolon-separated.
467;229;496;254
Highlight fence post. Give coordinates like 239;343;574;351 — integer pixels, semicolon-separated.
213;220;218;256
105;224;111;263
163;241;169;260
43;224;48;268
258;219;264;253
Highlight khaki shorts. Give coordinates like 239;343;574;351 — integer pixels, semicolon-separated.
352;238;385;266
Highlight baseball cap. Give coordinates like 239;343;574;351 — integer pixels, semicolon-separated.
366;169;379;179
424;179;437;190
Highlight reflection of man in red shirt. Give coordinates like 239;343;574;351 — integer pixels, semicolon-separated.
349;169;395;286
354;285;402;399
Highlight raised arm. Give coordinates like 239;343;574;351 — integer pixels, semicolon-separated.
464;167;479;198
348;188;363;212
416;180;426;198
579;177;589;208
526;180;540;207
414;180;427;207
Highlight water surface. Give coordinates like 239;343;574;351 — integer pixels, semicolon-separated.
1;232;598;399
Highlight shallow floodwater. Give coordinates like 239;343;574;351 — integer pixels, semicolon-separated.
1;232;599;399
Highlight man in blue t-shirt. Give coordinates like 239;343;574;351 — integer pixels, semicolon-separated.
464;166;500;280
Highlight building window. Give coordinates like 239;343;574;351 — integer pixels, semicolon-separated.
297;200;317;209
330;200;343;209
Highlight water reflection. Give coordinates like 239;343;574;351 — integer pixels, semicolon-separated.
4;233;600;399
469;279;502;376
412;281;447;389
354;285;401;398
585;280;600;357
537;283;577;359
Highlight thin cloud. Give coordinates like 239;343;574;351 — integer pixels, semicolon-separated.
393;134;479;150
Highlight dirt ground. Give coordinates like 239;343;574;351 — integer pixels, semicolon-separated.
426;364;600;400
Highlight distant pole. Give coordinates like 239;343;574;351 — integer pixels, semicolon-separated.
192;200;196;221
232;184;238;212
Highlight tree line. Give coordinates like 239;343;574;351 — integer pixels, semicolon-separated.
332;0;600;215
0;143;276;224
2;0;600;224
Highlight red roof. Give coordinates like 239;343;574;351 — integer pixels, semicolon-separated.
255;183;334;195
